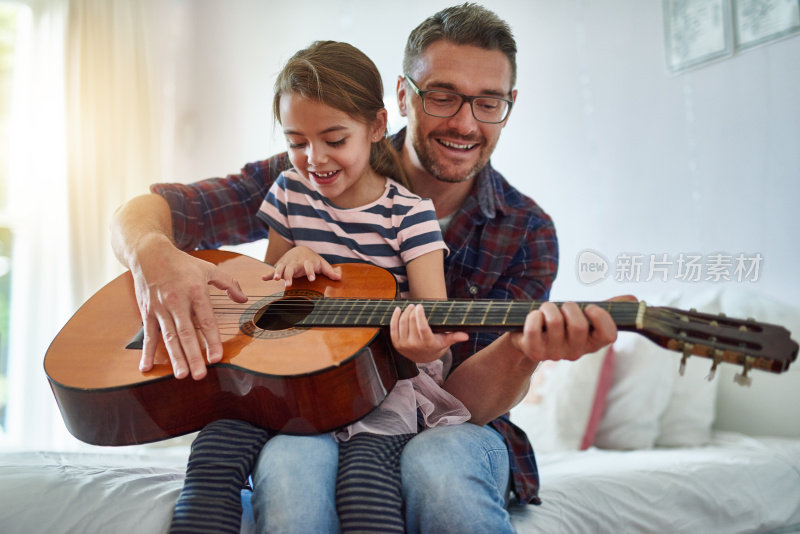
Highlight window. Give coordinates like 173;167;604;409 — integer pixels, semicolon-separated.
0;2;24;433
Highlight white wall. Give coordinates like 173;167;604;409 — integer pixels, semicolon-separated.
155;0;800;308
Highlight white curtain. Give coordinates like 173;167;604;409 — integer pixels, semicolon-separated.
65;0;162;305
5;0;163;450
6;0;72;450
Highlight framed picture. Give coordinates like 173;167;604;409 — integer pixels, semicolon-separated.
663;0;734;72
734;0;800;49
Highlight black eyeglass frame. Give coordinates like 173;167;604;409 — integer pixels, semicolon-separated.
404;75;513;124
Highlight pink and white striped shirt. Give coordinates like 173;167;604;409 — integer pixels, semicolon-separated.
257;170;448;297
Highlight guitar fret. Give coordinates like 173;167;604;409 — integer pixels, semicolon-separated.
429;301;441;326
365;302;378;324
382;300;396;326
339;300;354;325
460;300;474;325
480;301;492;326
442;300;456;327
509;302;530;326
351;299;368;326
502;302;512;325
314;301;332;326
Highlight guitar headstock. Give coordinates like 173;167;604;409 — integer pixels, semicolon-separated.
637;304;799;385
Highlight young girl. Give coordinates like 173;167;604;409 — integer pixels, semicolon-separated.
169;40;469;534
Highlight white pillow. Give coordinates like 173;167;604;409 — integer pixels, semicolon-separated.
511;345;614;454
654;289;723;447
593;331;676;450
593;288;724;450
655;352;719;447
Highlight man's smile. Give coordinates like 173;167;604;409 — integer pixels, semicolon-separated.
436;138;479;151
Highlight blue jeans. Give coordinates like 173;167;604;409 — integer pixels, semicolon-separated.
249;424;514;534
402;424;514;534
250;433;339;534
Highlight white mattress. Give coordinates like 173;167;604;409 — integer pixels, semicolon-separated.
1;432;799;533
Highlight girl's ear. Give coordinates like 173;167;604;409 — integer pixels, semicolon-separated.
371;108;388;142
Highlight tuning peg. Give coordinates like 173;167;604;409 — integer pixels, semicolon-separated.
706;365;717;381
679;342;693;376
733;370;752;387
706;350;723;381
733;357;754;387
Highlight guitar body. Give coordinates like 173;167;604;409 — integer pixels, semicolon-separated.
44;250;407;446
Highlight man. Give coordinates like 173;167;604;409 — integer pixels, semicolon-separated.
111;4;617;532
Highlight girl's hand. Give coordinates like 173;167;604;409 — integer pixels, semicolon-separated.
262;245;341;286
390;303;469;363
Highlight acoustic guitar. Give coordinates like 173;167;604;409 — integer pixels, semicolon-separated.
44;250;798;446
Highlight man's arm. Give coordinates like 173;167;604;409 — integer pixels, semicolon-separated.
440;188;619;424
444;302;618;425
110;193;247;380
110;153;290;380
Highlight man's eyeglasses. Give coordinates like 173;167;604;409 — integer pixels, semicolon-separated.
404;75;513;124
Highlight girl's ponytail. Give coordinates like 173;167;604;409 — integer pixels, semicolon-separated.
370;138;409;190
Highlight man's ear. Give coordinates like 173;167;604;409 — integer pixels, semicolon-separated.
502;88;518;127
396;75;408;117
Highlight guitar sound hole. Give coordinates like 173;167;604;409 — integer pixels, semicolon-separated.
254;297;314;330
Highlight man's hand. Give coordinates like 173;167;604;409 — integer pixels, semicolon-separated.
508;301;623;364
133;243;247;380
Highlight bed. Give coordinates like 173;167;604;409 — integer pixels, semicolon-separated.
2;286;799;533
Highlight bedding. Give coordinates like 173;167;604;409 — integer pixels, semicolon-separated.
1;432;799;533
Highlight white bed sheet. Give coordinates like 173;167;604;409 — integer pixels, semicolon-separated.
513;432;800;533
1;432;799;534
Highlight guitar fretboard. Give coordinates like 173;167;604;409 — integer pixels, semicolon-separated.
290;299;643;331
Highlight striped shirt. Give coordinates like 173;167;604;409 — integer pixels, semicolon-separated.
150;127;558;505
256;170;447;297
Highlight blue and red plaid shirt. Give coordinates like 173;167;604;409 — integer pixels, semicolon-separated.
151;128;558;505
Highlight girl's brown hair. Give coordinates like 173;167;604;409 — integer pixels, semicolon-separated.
273;41;408;189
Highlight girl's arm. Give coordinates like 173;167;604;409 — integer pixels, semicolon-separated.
391;250;469;363
262;231;341;286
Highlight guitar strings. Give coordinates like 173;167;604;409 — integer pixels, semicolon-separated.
203;295;643;327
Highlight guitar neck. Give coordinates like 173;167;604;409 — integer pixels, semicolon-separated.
288;297;797;375
296;299;642;331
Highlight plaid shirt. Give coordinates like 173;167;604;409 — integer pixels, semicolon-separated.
151;128;558;505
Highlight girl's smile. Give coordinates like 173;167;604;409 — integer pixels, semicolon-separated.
308;169;341;185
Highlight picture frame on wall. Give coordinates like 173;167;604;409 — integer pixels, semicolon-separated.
663;0;734;72
733;0;800;49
